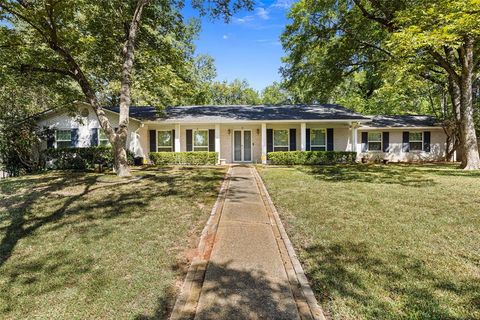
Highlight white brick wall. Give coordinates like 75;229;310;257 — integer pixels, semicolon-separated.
37;105;143;156
37;106;448;164
356;129;446;162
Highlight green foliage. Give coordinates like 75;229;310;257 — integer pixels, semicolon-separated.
280;0;479;117
42;147;134;170
204;79;261;105
281;0;392;104
0;73;70;176
261;82;293;105
0;0;253;108
149;152;218;165
268;151;357;165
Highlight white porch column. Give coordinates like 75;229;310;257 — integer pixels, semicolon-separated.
174;124;181;152
351;122;358;152
261;123;267;164
300;122;307;151
215;124;221;164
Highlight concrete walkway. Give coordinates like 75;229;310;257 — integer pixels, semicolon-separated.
171;165;324;320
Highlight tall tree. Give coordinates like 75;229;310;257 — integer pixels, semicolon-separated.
0;0;253;176
207;79;261;105
261;82;292;104
282;0;480;169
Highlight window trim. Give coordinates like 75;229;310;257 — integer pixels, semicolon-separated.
55;129;72;149
367;131;383;152
409;131;424;152
310;128;327;151
157;130;174;152
193;129;209;152
273;129;290;152
98;128;110;147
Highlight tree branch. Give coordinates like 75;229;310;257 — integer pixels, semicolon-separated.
428;48;460;83
0;3;48;40
352;0;396;31
354;39;394;58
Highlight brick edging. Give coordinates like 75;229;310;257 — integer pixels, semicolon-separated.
170;166;232;320
252;166;327;320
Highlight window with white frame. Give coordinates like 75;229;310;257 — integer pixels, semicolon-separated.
157;130;173;152
368;132;382;151
56;130;71;148
273;130;289;152
98;129;110;146
193;130;209;151
310;129;326;151
409;132;423;151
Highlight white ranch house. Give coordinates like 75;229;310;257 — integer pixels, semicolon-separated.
36;104;448;164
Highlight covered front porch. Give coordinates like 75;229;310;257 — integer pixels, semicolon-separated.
143;121;361;164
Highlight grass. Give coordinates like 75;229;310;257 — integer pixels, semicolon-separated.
257;164;480;320
0;166;226;319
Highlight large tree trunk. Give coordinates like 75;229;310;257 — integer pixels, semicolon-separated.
113;0;149;177
447;74;462;162
458;37;480;170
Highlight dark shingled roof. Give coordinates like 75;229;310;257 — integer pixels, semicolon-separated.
107;104;369;121
106;106;159;120
363;115;439;128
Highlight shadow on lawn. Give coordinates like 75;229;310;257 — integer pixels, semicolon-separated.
297;165;438;187
304;241;480;319
135;261;299;320
0;168;224;268
0;167;225;317
295;163;480;187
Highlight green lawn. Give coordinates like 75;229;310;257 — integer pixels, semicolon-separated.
0;166;226;319
257;164;480;320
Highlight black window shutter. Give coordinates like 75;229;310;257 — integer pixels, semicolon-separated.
149;130;156;152
47;131;55;149
71;129;79;148
424;131;431;152
172;129;175;152
327;128;334;151
267;129;273;153
90;128;99;146
186;129;193;151
208;129;215;152
382;132;390;152
306;128;311;151
289;129;296;151
361;132;368;152
402;132;410;152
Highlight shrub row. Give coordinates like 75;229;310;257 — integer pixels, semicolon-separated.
149;152;218;165
268;151;357;165
42;146;134;170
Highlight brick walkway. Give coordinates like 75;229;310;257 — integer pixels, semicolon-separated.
170;165;325;320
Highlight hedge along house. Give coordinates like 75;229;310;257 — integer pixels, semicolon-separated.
35;103;448;164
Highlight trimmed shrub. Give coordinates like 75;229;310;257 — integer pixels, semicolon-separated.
149;152;218;165
42;146;134;170
268;151;357;165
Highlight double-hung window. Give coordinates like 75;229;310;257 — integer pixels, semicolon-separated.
157;130;173;152
273;130;289;152
310;129;326;151
367;132;382;151
98;129;110;146
409;132;423;151
193;130;209;152
56;130;72;148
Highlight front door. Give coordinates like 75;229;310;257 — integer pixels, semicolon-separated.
233;130;252;162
